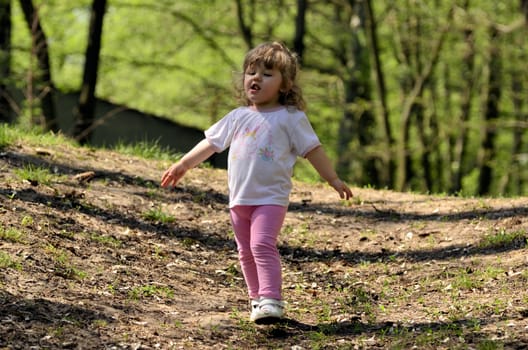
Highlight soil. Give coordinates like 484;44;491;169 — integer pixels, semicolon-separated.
0;143;527;349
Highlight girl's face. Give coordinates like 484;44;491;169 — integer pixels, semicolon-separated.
244;63;284;110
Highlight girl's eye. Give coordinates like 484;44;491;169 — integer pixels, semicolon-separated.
245;71;273;77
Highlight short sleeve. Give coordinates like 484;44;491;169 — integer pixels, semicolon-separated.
288;112;321;157
204;109;238;152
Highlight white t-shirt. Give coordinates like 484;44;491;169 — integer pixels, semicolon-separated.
205;106;321;208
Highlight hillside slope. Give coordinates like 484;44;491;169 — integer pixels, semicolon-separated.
1;142;527;349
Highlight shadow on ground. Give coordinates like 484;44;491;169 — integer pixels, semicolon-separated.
0;290;118;348
2;150;526;268
258;314;528;349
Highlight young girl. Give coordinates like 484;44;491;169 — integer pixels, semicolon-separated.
161;41;352;324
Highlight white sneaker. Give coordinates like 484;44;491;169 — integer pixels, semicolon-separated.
250;298;261;321
250;298;284;324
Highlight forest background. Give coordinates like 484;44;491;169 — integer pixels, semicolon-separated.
1;0;528;197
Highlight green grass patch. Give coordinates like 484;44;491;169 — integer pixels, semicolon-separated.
89;233;122;248
56;230;75;239
20;215;34;227
128;284;174;300
111;139;180;161
0;251;22;270
477;339;505;350
14;164;57;185
142;207;175;223
0;122;77;149
0;225;26;243
479;229;527;250
451;268;483;290
0;124;16;149
45;245;87;280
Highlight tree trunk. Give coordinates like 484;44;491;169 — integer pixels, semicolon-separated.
410;13;434;192
356;3;378;185
73;0;107;144
477;27;501;196
364;0;393;187
19;0;58;132
450;3;475;194
235;0;253;50
508;71;524;194
293;0;307;61
336;1;378;187
513;2;528;194
337;85;357;174
415;101;434;192
0;0;12;123
394;7;451;191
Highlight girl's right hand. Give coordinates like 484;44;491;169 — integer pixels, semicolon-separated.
160;139;216;188
161;162;188;188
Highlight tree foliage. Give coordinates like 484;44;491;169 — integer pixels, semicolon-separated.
5;0;528;196
0;0;12;123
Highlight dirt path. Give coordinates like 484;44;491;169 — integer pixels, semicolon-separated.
1;143;527;349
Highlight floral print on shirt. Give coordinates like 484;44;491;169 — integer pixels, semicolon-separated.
231;122;274;162
258;146;274;162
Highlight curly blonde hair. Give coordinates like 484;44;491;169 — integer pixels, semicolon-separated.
235;41;306;111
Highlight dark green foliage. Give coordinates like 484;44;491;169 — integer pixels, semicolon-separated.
8;0;528;196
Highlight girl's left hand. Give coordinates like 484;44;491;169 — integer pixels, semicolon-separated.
329;178;353;200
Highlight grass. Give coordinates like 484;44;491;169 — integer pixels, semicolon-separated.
477;340;505;350
0;122;77;149
89;232;123;248
128;284;175;301
0;251;22;270
111;139;180;161
450;268;483;290
1;122;180;166
20;215;34;227
2;119;329;189
14;164;58;185
0;124;16;149
479;229;527;249
142;206;176;223
44;244;87;280
0;225;26;243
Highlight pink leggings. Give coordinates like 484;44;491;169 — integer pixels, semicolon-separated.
230;205;287;300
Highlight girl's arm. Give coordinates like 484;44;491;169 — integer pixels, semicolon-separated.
161;139;216;188
305;145;353;200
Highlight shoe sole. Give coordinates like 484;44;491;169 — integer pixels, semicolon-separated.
254;316;283;325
